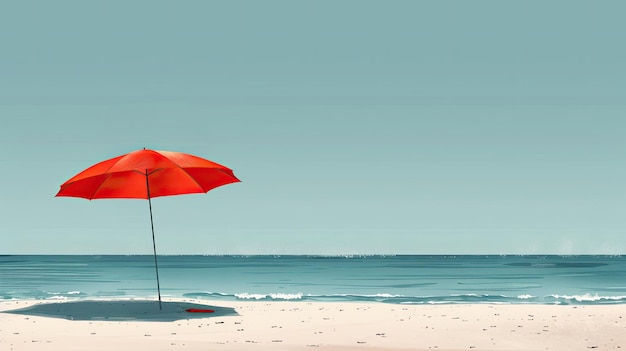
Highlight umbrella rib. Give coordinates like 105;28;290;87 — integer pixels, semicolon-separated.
71;170;156;199
152;151;207;192
179;167;206;191
80;154;130;199
141;169;162;176
86;173;113;200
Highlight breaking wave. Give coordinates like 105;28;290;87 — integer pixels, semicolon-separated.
182;291;626;305
548;294;626;304
234;293;303;300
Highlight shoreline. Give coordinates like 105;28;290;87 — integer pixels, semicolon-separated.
2;298;626;350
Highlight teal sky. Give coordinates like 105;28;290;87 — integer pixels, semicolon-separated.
1;1;626;254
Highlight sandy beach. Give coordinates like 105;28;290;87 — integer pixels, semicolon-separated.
1;299;625;351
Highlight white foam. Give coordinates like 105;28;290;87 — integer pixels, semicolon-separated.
517;294;535;299
269;293;303;300
551;293;626;302
46;295;69;300
46;291;82;296
234;292;303;300
235;293;267;300
371;293;399;298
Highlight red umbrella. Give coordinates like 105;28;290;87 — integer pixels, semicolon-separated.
56;148;240;309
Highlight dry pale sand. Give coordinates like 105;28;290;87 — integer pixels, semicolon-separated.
1;298;625;351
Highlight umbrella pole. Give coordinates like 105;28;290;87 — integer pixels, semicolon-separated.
146;171;163;310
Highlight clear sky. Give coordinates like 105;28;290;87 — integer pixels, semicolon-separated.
1;1;625;254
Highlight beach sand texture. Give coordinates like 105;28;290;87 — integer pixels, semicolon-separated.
1;299;625;350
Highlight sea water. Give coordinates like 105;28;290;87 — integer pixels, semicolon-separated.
1;255;625;305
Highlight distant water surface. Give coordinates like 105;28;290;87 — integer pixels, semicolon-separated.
1;255;625;305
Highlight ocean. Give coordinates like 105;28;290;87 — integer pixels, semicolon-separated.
1;255;625;305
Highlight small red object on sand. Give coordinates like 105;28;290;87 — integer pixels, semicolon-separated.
186;308;215;313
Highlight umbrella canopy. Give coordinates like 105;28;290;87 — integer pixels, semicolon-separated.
57;148;239;199
56;148;240;309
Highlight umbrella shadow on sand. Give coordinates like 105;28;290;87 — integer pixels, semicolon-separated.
4;300;238;322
